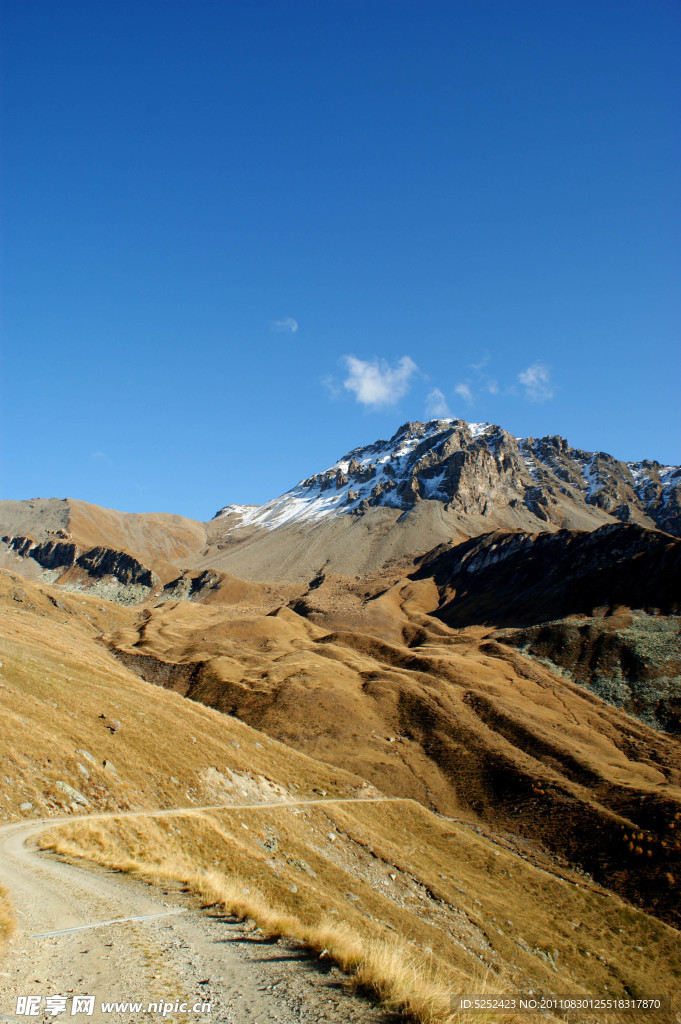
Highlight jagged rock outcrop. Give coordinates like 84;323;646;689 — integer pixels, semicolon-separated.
519;435;680;536
1;534;157;590
159;568;222;602
76;546;156;587
214;419;681;538
3;536;78;571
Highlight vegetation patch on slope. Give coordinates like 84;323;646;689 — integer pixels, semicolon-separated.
497;614;681;733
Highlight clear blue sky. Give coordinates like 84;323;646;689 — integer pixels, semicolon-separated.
2;0;679;519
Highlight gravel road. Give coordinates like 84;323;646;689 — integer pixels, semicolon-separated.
0;804;401;1024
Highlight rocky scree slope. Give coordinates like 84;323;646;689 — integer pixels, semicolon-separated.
214;419;681;538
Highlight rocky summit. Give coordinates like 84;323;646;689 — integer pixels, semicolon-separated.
215;419;681;538
2;419;680;590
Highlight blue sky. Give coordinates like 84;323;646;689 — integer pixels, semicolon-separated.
2;0;679;519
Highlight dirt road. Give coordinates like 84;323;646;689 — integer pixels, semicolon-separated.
0;802;402;1024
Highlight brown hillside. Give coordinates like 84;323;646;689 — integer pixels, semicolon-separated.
3;567;680;1016
104;572;681;927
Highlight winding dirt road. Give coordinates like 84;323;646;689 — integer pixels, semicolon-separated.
0;801;402;1024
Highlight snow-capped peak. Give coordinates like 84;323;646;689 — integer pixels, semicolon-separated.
213;420;680;538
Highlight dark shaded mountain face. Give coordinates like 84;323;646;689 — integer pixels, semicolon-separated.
413;523;681;735
415;523;681;628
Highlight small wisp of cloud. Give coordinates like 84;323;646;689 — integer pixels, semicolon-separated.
454;382;474;404
425;388;451;418
469;353;491;373
518;363;553;402
321;374;342;399
342;355;418;409
272;317;298;334
454;351;499;404
91;451;113;466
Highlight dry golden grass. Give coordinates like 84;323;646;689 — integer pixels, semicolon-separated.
40;802;681;1024
174;871;461;1024
4;567;681;1021
0;885;15;947
39;828;508;1024
0;570;367;823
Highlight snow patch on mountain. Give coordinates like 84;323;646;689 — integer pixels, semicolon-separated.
214;420;681;538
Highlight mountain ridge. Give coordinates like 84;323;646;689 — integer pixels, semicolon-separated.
1;418;679;589
214;418;681;538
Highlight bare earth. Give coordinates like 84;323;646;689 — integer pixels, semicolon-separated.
0;804;398;1024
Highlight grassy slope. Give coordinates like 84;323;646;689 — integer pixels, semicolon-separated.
0;886;14;947
0;570;365;823
40;801;681;1000
106;581;681;925
3;568;681;1022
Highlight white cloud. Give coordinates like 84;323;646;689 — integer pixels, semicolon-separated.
486;380;500;395
518;363;553;402
469;353;490;372
342;355;418;408
425;388;451;418
454;382;473;404
272;317;298;333
321;374;341;398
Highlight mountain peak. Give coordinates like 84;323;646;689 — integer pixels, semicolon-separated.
214;418;680;539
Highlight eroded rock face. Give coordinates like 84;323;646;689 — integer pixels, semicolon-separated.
4;536;78;570
1;534;158;599
520;435;681;536
214;420;681;537
76;547;156;587
159;569;222;602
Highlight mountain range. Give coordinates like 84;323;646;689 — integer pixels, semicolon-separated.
2;419;679;596
1;417;680;1015
218;418;680;536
